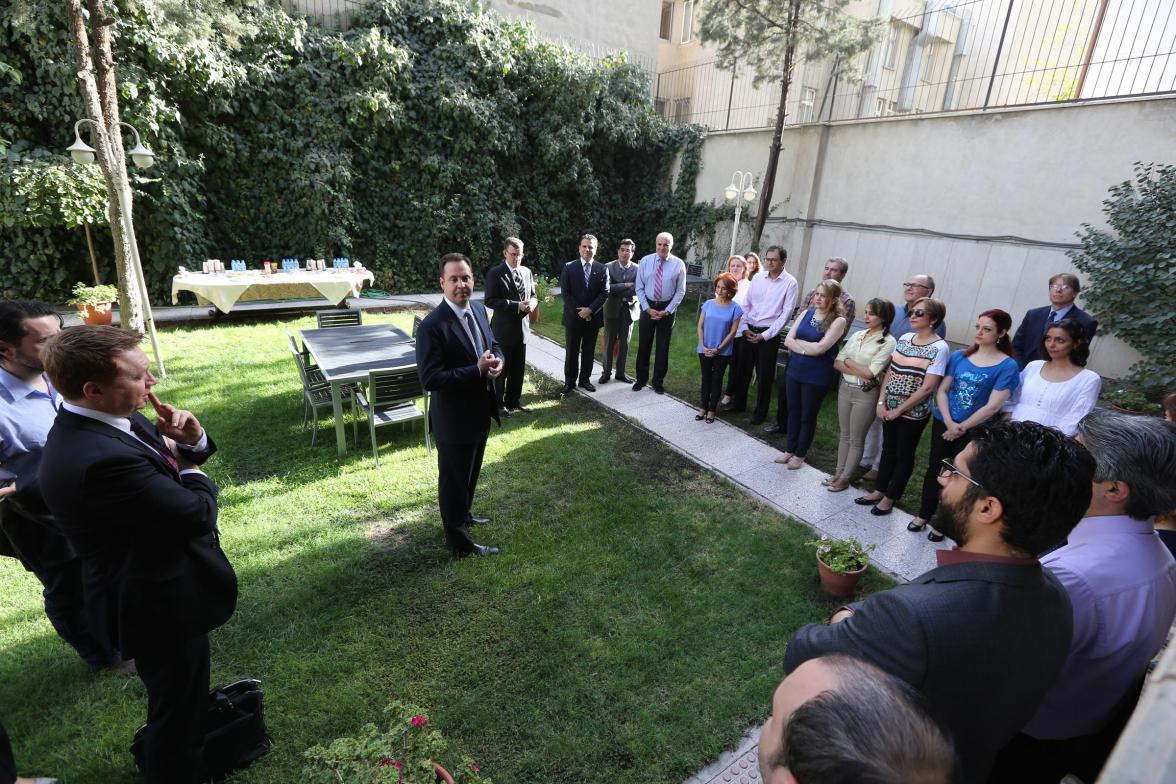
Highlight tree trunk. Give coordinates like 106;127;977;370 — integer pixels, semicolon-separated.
64;0;145;331
751;0;802;251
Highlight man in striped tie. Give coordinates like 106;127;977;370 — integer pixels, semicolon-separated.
632;232;687;394
558;234;609;395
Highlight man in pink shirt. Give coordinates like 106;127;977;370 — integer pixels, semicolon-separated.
726;245;797;425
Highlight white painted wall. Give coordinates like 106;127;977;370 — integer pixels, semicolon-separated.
483;0;660;72
691;97;1176;377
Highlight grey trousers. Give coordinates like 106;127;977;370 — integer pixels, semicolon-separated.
836;380;881;477
600;316;634;378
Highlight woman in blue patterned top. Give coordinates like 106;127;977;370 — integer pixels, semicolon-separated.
912;308;1020;540
776;279;848;469
695;272;743;423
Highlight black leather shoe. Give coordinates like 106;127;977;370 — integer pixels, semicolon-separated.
512;404;532;414
854;495;881;506
652;385;665;395
472;543;499;557
598;375;610;384
615;373;634;383
907;520;927;532
498;407;512;419
927;529;946;542
870;505;893;516
632;382;645;391
559;384;575;395
762;423;782;434
578;381;597;392
468;514;491;526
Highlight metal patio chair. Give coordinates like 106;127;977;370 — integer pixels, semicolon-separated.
355;366;430;466
316;309;363;328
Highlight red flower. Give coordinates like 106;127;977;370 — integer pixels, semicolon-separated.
471;763;479;773
378;757;393;767
392;761;403;769
411;715;428;728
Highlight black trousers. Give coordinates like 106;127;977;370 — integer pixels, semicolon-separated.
634;302;675;388
436;439;485;555
723;336;744;395
784;375;829;458
876;415;930;502
135;634;211;784
0;719;15;784
564;323;599;386
918;418;972;520
732;332;780;420
698;354;731;410
495;341;526;408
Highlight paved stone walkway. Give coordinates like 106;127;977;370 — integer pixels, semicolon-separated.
521;333;951;784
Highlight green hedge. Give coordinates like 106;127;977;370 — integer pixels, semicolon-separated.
0;0;720;302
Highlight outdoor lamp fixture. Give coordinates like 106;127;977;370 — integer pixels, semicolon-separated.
725;170;757;257
68;119;155;168
64;117;166;377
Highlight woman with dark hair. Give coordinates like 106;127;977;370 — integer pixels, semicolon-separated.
775;280;848;469
1005;317;1100;437
855;297;950;515
696;271;743;423
744;251;761;281
827;298;897;491
911;309;1021;540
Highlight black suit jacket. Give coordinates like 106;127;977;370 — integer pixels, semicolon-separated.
39;409;236;659
1012;305;1099;368
416;300;503;445
783;560;1073;783
559;259;608;330
484;260;531;347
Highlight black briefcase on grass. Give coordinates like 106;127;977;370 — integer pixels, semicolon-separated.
131;678;271;781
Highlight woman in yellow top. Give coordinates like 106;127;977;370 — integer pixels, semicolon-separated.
826;298;897;492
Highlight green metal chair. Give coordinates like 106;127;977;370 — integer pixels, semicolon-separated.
355;366;430;466
316;309;362;328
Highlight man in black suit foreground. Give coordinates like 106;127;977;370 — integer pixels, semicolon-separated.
784;421;1095;783
416;253;504;557
483;237;537;416
558;234;609;394
39;327;236;784
758;655;956;784
1012;272;1099;367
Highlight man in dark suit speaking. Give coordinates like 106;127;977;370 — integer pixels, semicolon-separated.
1012;272;1099;367
783;421;1095;783
38;326;236;784
558;233;609;395
416;253;504;557
484;237;537;417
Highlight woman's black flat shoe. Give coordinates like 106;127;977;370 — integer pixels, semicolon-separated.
870;505;893;516
927;530;946;542
854;496;880;506
907;520;927;532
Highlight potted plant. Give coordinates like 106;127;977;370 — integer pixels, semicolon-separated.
303;701;490;784
67;282;120;325
529;274;559;323
807;536;874;598
1102;386;1160;416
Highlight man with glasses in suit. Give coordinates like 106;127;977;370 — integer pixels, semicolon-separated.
1012;273;1099;368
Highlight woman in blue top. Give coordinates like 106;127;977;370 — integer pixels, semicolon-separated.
912;308;1020;540
696;272;743;423
777;279;848;469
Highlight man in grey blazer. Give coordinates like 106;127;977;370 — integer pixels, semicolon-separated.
783;421;1095;784
599;239;640;384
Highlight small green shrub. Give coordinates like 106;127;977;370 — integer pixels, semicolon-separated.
807;536;874;574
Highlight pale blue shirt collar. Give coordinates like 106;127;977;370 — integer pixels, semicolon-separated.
443;297;470;320
0;367;57;404
1049;303;1075;319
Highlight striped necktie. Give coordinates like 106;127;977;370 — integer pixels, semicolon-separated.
653;259;665;300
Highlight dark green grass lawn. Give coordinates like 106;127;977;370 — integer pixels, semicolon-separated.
533;297;936;512
0;311;890;783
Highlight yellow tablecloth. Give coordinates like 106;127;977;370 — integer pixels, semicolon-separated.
171;270;375;313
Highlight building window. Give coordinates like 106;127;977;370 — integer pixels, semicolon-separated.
660;2;674;41
673;97;692;124
681;1;695;44
883;24;898;70
876;97;897;117
919;44;937;83
799;87;817;123
655;98;668;119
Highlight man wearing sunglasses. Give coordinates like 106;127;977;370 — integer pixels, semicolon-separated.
1011;273;1099;368
784;420;1095;783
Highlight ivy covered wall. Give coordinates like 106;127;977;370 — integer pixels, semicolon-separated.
0;0;720;301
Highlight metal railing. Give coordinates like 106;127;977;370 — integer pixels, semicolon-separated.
654;0;1176;130
280;0;369;30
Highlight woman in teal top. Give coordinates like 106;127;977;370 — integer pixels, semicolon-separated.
696;272;743;423
912;308;1020;540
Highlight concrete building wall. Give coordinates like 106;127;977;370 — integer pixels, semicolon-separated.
690;96;1176;378
484;0;660;72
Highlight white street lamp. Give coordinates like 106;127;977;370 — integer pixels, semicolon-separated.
724;170;757;258
67;118;166;377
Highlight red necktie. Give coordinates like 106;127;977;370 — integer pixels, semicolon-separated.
129;418;181;478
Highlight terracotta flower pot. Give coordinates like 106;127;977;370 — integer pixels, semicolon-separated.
528;305;540;323
433;762;455;783
75;301;114;326
816;553;866;598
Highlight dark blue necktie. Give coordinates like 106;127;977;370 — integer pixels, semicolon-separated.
465;312;483;355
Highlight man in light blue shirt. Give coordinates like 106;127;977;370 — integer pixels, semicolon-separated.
632;231;686;394
993;408;1176;781
0;300;117;669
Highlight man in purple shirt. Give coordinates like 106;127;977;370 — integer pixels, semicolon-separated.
992;408;1176;781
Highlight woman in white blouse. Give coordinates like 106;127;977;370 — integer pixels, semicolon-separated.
1005;318;1101;437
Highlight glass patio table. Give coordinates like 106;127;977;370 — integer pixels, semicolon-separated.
299;323;416;457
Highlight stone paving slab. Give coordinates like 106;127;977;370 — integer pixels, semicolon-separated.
520;333;947;784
